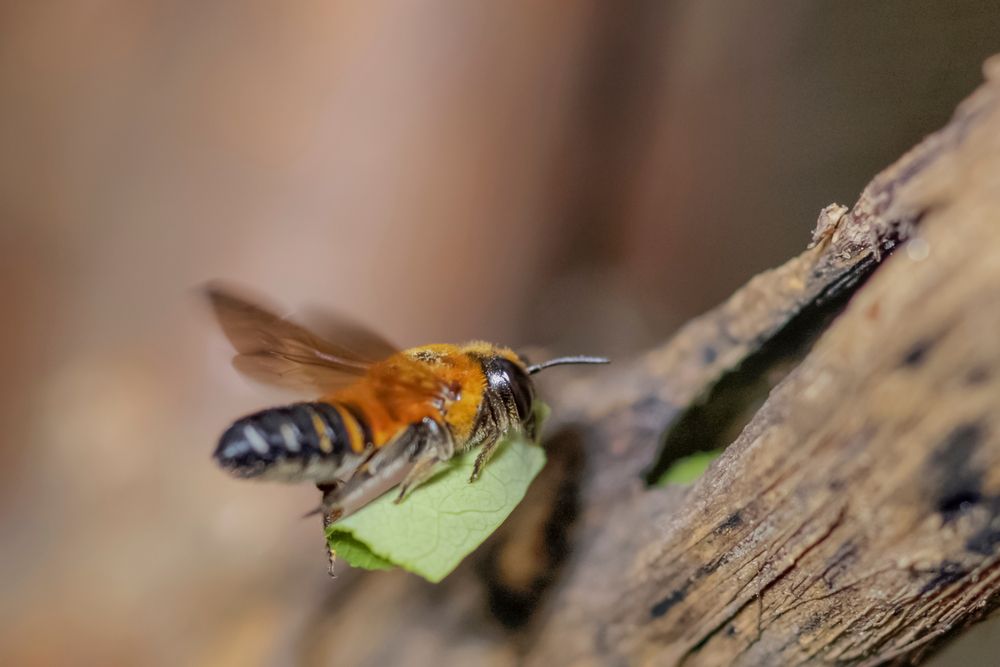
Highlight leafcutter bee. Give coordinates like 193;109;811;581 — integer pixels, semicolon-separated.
207;285;607;522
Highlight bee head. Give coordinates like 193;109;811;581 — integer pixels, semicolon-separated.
483;354;536;427
482;350;608;434
460;343;608;435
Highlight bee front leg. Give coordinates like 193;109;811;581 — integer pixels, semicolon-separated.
466;415;504;482
470;382;526;482
470;420;524;482
470;433;504;482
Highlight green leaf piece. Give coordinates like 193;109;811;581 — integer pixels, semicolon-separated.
327;532;395;571
325;404;549;583
656;449;722;486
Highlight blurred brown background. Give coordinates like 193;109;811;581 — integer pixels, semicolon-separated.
1;1;998;665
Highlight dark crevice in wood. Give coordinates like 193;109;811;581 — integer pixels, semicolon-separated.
479;426;585;630
642;258;876;485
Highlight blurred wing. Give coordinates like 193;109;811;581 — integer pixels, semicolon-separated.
299;306;399;363
205;284;396;393
301;305;452;404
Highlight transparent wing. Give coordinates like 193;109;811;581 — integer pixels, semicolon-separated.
205;283;394;393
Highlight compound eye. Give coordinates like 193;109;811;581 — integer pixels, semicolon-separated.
495;358;534;422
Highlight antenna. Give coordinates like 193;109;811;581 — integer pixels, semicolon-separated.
526;355;609;375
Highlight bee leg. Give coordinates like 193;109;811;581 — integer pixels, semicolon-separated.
315;481;344;517
298;481;344;519
321;429;423;520
322;511;339;578
316;480;342;497
470;439;494;482
322;419;454;519
471;382;527;481
470;428;520;482
394;456;440;503
395;418;455;503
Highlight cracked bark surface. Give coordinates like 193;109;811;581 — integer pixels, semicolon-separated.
298;60;1000;666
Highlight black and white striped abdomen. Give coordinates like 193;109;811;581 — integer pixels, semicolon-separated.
214;402;363;483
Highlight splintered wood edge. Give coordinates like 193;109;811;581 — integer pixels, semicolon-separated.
525;66;1000;666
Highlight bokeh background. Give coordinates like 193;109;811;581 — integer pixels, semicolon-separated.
2;1;999;665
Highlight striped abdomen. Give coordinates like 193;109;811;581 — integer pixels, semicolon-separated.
214;402;370;483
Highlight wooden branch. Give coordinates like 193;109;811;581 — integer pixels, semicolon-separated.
295;59;1000;666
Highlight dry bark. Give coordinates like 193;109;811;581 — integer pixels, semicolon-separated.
295;58;1000;666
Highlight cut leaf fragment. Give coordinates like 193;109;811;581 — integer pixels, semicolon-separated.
326;404;549;583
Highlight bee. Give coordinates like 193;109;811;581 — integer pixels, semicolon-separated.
207;286;607;522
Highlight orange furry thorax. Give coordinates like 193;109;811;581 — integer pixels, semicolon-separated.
321;343;521;450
